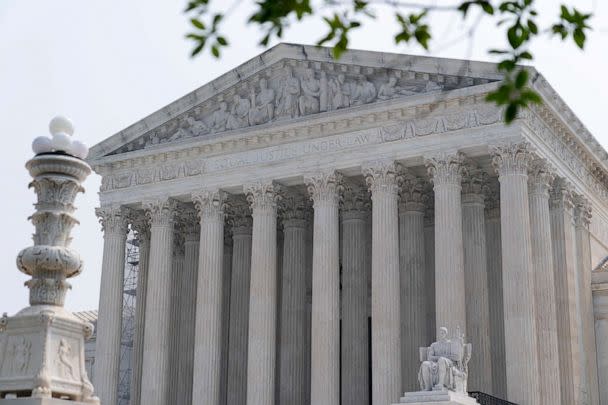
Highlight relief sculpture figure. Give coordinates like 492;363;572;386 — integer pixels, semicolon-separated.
227;94;251;130
418;327;471;394
57;338;75;380
377;76;417;100
328;73;351;110
351;75;377;106
249;78;275;125
276;67;301;119
208;102;230;133
299;68;321;116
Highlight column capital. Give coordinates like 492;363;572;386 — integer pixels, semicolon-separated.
143;199;178;227
192;189;227;222
484;178;501;219
178;209;200;241
129;209;151;241
528;158;555;198
280;192;310;226
305;171;343;205
362;160;403;195
573;194;592;228
491;142;534;177
227;199;253;234
549;177;575;211
245;181;282;211
461;166;488;196
425;151;466;187
341;184;370;220
399;176;427;213
96;205;129;235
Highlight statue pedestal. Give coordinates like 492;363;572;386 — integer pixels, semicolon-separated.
0;306;98;404
393;390;478;405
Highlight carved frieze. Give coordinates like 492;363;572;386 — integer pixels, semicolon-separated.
110;60;491;155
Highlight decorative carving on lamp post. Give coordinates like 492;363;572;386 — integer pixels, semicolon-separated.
0;117;99;404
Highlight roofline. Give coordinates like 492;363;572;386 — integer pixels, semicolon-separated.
88;43;504;160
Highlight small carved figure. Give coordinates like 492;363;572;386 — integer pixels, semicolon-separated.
57;338;75;379
328;73;352;110
351;75;377;105
168;125;192;142
425;81;443;92
319;71;329;111
299;68;321;116
227;94;251;130
249;78;275;125
276;67;301;119
418;327;471;393
208;101;230;133
186;116;208;136
377;76;417;100
12;337;31;374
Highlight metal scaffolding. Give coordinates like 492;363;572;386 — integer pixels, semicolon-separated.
118;234;139;405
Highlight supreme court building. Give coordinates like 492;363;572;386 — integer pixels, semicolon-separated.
88;44;608;405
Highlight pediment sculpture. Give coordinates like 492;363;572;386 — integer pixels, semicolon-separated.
418;326;472;394
111;60;493;155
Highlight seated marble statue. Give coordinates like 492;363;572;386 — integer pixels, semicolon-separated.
418;326;471;394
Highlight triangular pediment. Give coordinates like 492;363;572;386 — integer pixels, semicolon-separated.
90;43;504;159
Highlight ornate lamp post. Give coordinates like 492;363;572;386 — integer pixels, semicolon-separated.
0;117;99;404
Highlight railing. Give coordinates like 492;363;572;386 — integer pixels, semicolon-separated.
469;391;518;405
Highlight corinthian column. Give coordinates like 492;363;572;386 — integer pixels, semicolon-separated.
305;171;342;405
485;180;507;398
363;161;402;405
221;229;232;405
550;178;581;404
461;168;492;392
399;176;427;392
279;193;308;405
340;185;370;404
140;199;177;405
227;200;253;405
94;206;128;405
491;142;540;404
129;212;151;405
425;152;466;335
177;210;199;405
168;228;184;404
573;195;600;405
192;189;227;405
245;182;280;405
528;160;561;405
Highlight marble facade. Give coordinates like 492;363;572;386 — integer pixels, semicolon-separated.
88;44;608;405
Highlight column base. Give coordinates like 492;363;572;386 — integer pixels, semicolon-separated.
394;390;478;405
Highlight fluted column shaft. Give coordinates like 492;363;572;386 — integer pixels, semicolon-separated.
140;200;176;405
220;233;233;405
461;182;492;392
399;179;427;393
550;179;581;404
425;153;466;334
168;240;184;404
528;163;561;405
130;215;150;405
485;185;507;398
574;197;600;405
492;143;540;404
245;183;280;405
341;190;369;405
94;206;128;405
306;172;341;405
424;206;436;343
364;162;401;405
592;273;608;405
227;211;253;405
192;190;227;405
177;214;200;405
279;205;308;405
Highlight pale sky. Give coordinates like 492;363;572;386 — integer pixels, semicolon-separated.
1;0;607;315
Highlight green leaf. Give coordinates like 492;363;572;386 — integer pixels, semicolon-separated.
515;69;528;89
190;18;205;30
573;29;586;49
216;36;228;46
505;103;518;123
211;44;220;58
191;42;204;57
